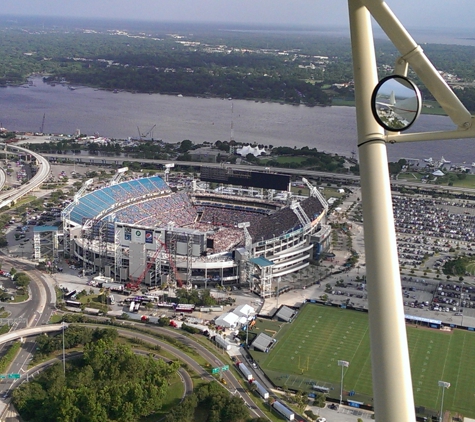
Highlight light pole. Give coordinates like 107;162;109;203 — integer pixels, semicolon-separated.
348;1;475;420
338;360;349;410
62;321;66;375
438;381;450;422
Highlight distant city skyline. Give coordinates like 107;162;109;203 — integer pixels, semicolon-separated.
1;0;474;30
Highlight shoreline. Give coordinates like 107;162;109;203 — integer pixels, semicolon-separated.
1;77;471;165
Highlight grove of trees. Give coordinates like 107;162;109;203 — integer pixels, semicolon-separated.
13;330;179;422
165;382;252;422
2;18;474;110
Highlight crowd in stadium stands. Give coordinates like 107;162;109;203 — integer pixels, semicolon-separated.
115;192;197;227
69;176;170;224
200;206;264;227
301;197;325;221
393;195;475;242
69;177;327;255
207;227;244;253
249;197;324;242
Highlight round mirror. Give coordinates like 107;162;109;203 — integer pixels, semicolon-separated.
371;75;422;132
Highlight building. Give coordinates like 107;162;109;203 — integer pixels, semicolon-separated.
61;170;331;297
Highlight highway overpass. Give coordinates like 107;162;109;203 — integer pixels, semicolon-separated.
0;324;66;345
0;144;51;209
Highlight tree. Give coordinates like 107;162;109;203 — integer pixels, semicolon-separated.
19;337;177;421
314;392;326;408
13;272;30;289
293;390;308;413
304;409;318;421
179;139;193;153
245;153;258;163
165;393;197;422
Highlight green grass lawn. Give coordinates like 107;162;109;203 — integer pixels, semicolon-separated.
466;261;475;275
450;174;475;188
398;172;423;181
253;304;475;417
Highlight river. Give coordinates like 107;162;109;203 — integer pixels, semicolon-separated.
0;77;474;164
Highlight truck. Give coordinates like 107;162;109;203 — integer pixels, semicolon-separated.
214;335;231;351
237;362;253;382
129;301;135;312
210;305;224;312
83;307;100;315
251;380;269;399
175;304;195;313
157;302;174;309
64;290;77;299
272;401;295;421
199;305;224;312
102;283;124;292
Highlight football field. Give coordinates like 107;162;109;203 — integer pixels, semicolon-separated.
253;304;475;417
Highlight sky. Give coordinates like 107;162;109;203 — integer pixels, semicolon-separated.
1;0;475;30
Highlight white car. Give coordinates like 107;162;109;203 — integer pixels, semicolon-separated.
317;418;327;422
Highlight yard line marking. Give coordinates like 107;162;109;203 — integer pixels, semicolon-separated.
350;323;370;391
452;331;466;405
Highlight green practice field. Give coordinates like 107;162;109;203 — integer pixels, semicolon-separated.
252;304;475;417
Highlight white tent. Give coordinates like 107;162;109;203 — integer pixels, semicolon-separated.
432;170;445;176
238;316;248;325
215;312;240;328
234;304;256;319
237;145;266;157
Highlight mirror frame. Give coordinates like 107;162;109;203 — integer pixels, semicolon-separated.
370;75;422;132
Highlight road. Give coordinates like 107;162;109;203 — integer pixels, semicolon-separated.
0;168;5;192
0;253;266;420
0;143;51;208
39;152;475;196
0;321;263;420
0;255;55;416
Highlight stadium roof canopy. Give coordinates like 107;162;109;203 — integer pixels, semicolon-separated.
33;226;58;233
251;333;276;353
250;256;274;267
65;176;170;224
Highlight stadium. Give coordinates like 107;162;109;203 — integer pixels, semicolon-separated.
61;166;331;297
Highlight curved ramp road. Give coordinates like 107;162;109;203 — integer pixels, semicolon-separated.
0;144;50;208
